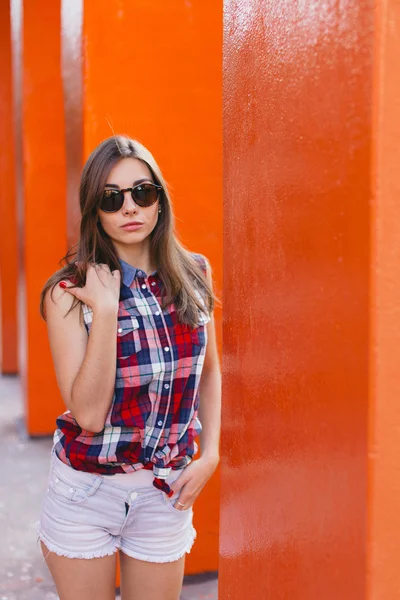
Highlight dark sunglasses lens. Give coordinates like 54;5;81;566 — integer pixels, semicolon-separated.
132;184;159;207
100;190;124;212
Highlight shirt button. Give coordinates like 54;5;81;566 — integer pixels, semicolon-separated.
117;328;123;333
164;347;170;352
164;384;170;390
141;284;147;290
130;491;138;501
158;420;163;426
155;311;160;316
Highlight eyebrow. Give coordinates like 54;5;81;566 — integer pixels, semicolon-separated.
104;178;152;188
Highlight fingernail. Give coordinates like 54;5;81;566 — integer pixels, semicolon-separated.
59;282;67;289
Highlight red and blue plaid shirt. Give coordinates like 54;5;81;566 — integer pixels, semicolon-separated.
53;254;210;496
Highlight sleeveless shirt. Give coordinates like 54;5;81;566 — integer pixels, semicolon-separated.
53;253;210;495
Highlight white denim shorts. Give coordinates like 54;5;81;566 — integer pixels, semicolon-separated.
37;451;196;562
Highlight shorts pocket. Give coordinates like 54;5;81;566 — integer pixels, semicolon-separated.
161;492;193;515
48;469;101;505
117;316;142;358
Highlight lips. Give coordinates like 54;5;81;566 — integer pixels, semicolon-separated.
121;221;144;228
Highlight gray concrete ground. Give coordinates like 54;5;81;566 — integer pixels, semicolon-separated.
0;375;217;599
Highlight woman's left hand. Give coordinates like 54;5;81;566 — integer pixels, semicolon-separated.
169;455;219;511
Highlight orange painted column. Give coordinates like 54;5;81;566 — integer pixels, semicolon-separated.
0;1;18;375
222;1;374;599
82;0;222;575
22;0;67;434
368;1;400;599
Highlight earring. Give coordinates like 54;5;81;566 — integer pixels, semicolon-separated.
158;208;162;213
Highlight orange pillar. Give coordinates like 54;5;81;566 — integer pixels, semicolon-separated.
0;1;18;375
83;0;222;575
22;0;67;434
222;1;373;598
368;1;400;598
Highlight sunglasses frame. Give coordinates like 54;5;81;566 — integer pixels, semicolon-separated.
100;182;163;213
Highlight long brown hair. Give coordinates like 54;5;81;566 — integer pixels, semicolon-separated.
40;135;214;327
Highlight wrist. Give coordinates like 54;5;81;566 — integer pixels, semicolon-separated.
200;451;220;467
92;304;119;318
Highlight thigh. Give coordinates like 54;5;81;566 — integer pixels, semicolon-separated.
119;551;186;600
41;542;117;600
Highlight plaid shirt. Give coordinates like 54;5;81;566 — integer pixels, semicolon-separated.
53;254;210;495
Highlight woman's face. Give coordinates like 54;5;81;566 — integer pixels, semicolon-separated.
98;157;160;250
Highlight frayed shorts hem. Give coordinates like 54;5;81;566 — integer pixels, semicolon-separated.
120;526;197;564
37;526;197;563
38;533;119;560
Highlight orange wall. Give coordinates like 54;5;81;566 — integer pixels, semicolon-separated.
0;1;18;375
368;1;400;598
22;0;67;433
222;1;372;598
82;0;222;576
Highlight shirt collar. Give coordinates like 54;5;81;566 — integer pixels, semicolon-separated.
119;259;158;287
119;259;137;287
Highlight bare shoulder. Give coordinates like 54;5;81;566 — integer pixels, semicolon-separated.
44;282;82;323
44;283;87;354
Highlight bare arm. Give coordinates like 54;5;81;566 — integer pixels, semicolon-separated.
45;264;120;433
69;308;119;432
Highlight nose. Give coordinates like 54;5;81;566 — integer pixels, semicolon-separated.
122;190;138;213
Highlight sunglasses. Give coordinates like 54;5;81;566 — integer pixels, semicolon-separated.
100;182;163;213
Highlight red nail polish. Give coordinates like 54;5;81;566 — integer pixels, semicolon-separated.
59;282;67;289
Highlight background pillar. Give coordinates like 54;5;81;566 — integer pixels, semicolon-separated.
0;1;19;375
222;1;373;598
368;1;400;599
22;0;67;434
82;0;222;576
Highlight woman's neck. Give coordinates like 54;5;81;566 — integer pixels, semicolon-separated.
116;243;157;275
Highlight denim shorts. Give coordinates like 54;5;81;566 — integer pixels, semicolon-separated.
37;451;196;562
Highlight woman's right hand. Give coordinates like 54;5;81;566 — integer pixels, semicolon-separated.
59;263;121;314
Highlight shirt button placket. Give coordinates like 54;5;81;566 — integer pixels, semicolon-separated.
151;294;173;455
155;381;170;434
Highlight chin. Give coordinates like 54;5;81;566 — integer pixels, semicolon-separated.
114;230;150;245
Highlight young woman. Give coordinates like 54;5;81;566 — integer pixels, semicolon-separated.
38;135;221;600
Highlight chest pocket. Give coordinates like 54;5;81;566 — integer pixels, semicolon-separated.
117;316;142;359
